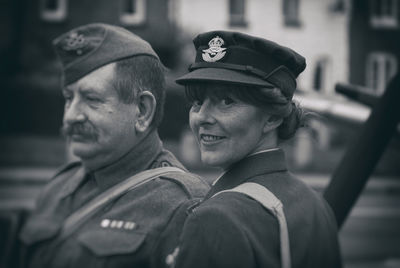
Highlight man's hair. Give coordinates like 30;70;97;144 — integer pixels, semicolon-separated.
112;56;166;128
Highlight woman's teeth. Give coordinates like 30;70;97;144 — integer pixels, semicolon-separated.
201;134;224;141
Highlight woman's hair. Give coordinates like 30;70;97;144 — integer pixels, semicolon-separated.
185;82;306;140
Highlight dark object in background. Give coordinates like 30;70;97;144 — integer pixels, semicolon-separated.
324;74;400;228
335;83;378;108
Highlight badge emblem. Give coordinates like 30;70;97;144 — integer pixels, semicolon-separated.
61;32;87;55
202;36;226;62
165;247;180;268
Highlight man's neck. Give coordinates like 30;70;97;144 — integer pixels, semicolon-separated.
84;131;163;190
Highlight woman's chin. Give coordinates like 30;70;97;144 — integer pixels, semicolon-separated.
200;153;229;169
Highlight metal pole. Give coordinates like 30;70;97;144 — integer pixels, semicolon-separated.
323;74;400;228
335;83;378;107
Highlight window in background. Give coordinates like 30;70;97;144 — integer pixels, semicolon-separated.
314;63;323;92
370;0;398;28
329;0;346;13
40;0;67;22
229;0;247;27
120;0;146;26
366;52;397;93
283;0;301;27
313;57;331;92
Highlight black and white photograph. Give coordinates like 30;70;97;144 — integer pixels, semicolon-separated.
0;0;399;267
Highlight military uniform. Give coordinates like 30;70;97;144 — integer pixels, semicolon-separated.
14;23;211;267
19;131;209;268
176;149;342;268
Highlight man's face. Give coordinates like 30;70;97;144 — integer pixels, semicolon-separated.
62;63;139;170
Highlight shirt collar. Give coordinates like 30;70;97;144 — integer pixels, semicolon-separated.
205;148;287;199
92;131;162;190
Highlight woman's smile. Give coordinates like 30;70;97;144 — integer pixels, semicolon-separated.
199;133;226;145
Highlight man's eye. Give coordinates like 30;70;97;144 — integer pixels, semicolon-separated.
63;95;72;102
221;97;234;106
192;99;203;106
86;96;100;102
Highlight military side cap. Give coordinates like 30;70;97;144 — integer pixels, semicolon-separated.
53;23;159;86
176;31;306;99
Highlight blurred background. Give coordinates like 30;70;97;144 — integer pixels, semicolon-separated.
0;0;399;267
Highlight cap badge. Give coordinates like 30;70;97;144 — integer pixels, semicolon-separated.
202;36;226;62
61;32;87;55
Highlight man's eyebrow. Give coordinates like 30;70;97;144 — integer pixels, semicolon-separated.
62;87;72;94
78;86;100;95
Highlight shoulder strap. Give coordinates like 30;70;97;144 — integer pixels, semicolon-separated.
60;167;185;240
160;172;210;198
52;161;82;179
213;182;291;268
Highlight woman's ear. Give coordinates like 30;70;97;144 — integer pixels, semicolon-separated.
134;91;156;133
263;115;283;134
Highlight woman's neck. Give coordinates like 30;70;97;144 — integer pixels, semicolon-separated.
252;129;279;155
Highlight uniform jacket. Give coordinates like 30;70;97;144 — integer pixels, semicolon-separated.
175;149;342;268
18;131;210;268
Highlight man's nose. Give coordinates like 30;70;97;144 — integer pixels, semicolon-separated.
63;99;87;124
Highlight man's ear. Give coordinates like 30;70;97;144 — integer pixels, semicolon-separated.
134;91;156;133
263;115;283;134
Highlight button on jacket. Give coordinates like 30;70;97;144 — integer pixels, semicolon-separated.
18;131;209;268
176;149;342;268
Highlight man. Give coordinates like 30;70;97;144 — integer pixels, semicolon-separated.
17;23;209;268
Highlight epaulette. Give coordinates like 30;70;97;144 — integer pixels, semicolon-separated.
160;172;210;199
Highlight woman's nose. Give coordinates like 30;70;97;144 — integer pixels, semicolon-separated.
190;99;216;125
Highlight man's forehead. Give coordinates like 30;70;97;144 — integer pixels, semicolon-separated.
63;63;116;92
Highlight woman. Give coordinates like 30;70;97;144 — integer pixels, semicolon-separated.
173;31;342;268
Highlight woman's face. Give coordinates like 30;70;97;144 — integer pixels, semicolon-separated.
189;88;270;169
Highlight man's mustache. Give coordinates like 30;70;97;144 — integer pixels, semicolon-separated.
61;122;99;141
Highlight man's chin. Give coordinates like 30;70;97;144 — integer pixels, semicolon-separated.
69;142;98;159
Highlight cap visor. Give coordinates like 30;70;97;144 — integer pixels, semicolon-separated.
175;68;274;88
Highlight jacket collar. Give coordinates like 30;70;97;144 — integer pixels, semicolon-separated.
92;130;162;190
205;148;287;199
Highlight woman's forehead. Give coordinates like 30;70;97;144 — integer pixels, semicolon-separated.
189;83;241;97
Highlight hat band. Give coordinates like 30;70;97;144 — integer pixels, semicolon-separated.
190;62;272;80
189;62;297;98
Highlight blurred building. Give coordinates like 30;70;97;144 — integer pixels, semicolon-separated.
1;0;180;75
172;0;353;170
174;0;349;94
1;0;398;172
174;0;399;94
173;0;400;175
349;0;400;94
